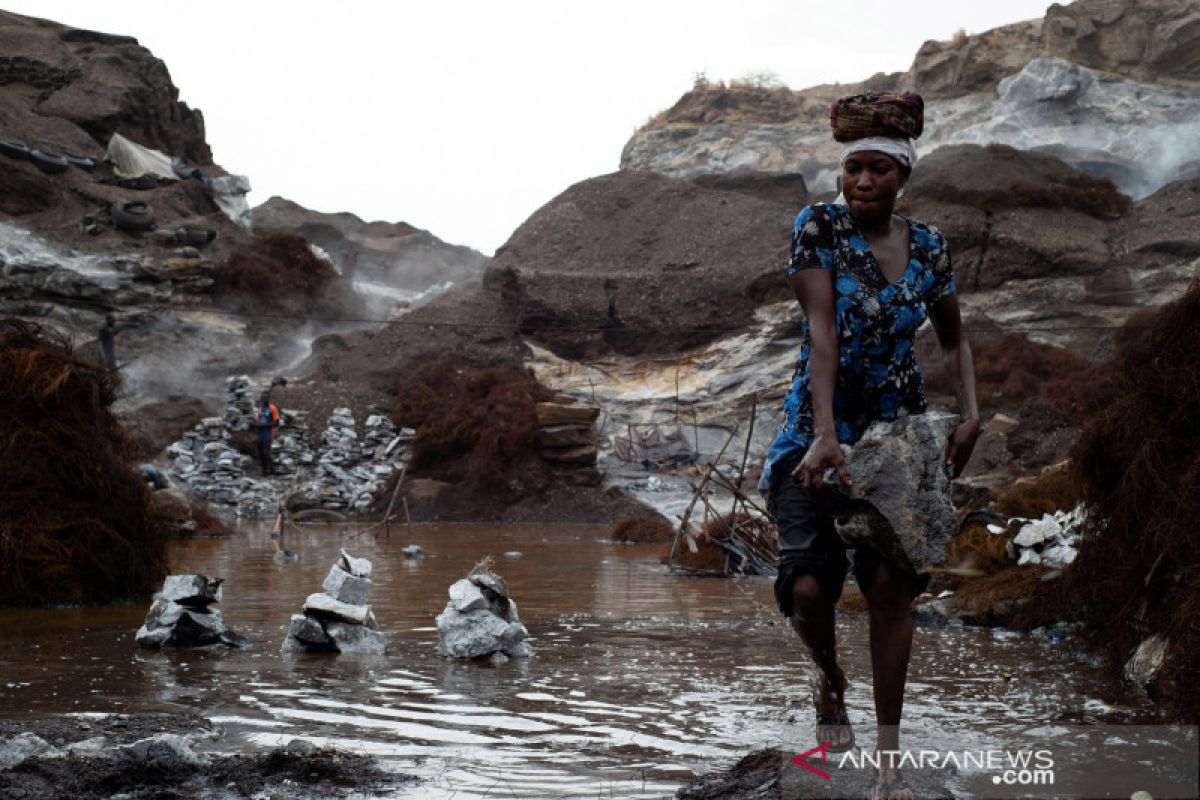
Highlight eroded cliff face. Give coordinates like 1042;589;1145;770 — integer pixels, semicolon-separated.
0;10;210;163
622;0;1200;200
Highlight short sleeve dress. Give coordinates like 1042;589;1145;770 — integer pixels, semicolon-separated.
758;202;955;494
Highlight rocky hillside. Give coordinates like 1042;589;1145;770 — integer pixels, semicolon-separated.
624;0;1200;200
253;196;489;293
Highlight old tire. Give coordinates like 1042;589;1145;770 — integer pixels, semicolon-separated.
174;226;217;247
0;139;31;160
29;149;70;174
111;200;156;232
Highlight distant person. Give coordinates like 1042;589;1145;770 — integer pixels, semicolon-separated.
98;313;117;370
254;393;281;476
759;92;978;800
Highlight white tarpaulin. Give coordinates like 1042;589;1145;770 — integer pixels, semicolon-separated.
208;174;253;231
104;132;177;180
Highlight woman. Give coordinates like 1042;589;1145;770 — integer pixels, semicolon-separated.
759;92;979;800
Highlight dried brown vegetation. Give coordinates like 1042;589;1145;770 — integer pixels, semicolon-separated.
1069;277;1200;721
611;516;673;543
189;501;234;537
0;320;167;606
212;234;341;315
392;355;553;489
994;467;1081;518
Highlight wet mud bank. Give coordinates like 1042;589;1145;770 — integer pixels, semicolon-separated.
0;712;412;799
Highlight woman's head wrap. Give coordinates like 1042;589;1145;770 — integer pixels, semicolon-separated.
830;92;924;203
830;92;924;142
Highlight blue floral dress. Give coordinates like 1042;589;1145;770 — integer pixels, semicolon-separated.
758;202;956;493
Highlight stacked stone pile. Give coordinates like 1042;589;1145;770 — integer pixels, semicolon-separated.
535;401;599;467
166;379;412;517
282;550;389;654
135;575;247;649
436;570;533;663
305;409;414;512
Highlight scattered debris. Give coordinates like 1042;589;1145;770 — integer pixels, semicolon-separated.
136;574;247;649
436;563;532;662
1008;506;1084;567
1124;633;1168;695
282;550;388;654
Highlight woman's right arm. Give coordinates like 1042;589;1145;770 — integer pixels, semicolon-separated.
790;270;851;489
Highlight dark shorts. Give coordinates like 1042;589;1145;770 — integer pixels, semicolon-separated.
766;451;912;617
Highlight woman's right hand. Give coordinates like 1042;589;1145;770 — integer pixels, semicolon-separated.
792;433;852;490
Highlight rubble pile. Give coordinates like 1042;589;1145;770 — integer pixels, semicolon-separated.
1006;506;1084;567
282;550;389;655
136;575;247;649
436;570;533;663
166;378;411;517
300;410;412;512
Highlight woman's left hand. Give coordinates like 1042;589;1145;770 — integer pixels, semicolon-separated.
945;418;980;478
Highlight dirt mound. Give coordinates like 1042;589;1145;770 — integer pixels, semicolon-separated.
118;396;209;459
212;234;353;316
905;144;1130;220
0;319;166;606
489;170;795;360
1069;277;1200;721
253;196;488;292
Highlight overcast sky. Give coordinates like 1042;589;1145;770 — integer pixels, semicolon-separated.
9;1;1053;254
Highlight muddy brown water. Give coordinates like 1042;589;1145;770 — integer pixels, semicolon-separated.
0;524;1164;798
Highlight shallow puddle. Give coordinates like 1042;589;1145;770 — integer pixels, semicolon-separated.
0;523;1166;797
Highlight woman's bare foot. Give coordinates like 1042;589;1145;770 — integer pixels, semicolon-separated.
813;666;854;751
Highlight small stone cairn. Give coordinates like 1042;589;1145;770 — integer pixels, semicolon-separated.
166;376;412;517
136;575;247;649
437;566;532;662
282;549;389;654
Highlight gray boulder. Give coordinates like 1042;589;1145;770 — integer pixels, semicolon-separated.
339;548;372;578
828;412;959;574
0;733;60;770
326;621;389;655
437;573;532;660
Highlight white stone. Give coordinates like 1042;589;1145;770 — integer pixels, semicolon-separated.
303;593;371;625
1124;634;1169;693
338;549;372;578
448;579;489;613
1013;515;1062;548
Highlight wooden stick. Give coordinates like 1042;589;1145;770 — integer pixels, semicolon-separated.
403;497;413;537
670;427;737;564
379;462;409;539
729;395;757;520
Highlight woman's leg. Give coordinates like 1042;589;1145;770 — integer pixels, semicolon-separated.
791;575;851;748
863;562;917;798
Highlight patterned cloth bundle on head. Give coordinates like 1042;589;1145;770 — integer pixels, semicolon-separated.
830;92;924;143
